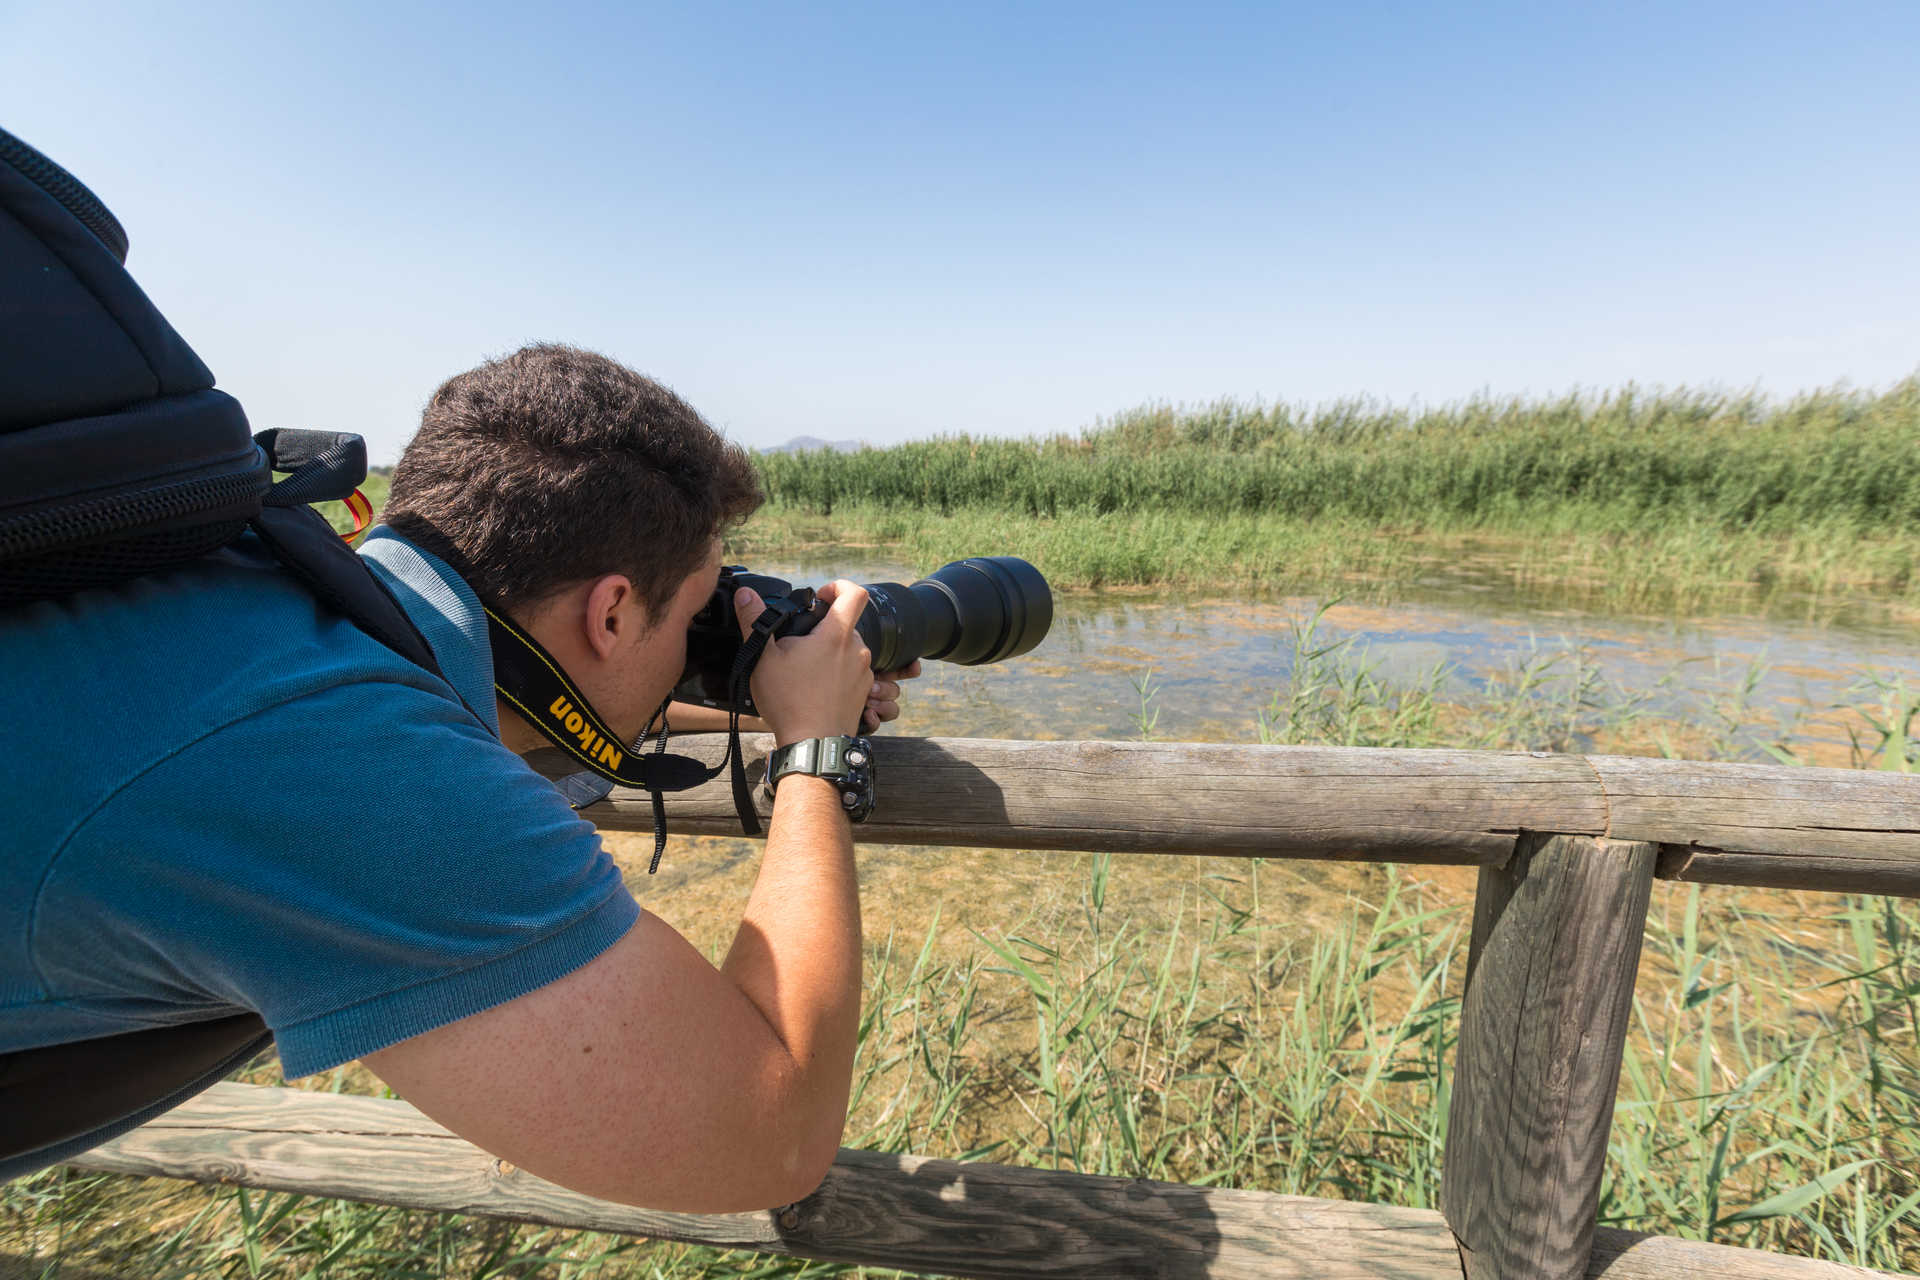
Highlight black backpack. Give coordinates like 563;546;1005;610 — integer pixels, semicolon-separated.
0;126;446;1179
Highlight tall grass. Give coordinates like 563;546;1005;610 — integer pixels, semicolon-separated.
843;868;1920;1270
745;381;1920;603
760;382;1920;532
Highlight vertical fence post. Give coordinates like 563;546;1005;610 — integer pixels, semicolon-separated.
1441;832;1657;1279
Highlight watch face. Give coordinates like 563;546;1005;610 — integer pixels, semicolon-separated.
765;736;875;820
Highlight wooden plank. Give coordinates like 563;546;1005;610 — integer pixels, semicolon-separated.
604;737;1607;867
1589;755;1920;896
1583;1229;1892;1279
70;1084;781;1250
66;1083;1893;1278
1442;834;1658;1279
594;737;1920;896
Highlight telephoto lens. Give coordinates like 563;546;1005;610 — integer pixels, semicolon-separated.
854;556;1052;671
675;556;1053;713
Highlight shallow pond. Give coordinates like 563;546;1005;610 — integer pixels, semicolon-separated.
740;553;1920;762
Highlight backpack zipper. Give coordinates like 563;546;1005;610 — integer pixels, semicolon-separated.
0;469;268;559
0;128;131;262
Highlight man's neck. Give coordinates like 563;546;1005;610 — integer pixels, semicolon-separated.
496;700;548;756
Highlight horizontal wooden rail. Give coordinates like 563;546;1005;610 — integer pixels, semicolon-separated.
70;1084;1891;1279
575;737;1920;897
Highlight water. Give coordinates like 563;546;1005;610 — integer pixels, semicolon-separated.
743;554;1920;759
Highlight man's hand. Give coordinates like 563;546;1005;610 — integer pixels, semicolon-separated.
666;657;918;735
861;659;921;732
734;581;876;745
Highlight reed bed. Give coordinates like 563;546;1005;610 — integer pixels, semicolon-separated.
6;621;1916;1277
759;382;1920;531
744;381;1920;607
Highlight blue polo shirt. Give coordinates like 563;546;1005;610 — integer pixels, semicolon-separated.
0;528;638;1084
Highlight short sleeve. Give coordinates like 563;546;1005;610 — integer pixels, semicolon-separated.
33;678;640;1078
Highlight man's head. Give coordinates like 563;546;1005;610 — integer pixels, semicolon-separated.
384;344;764;747
383;343;763;623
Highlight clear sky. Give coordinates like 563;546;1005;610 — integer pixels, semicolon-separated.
4;1;1916;461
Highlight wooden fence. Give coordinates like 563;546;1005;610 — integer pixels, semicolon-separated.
74;736;1920;1279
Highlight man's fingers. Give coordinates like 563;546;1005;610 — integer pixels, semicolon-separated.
869;679;901;702
732;587;765;639
879;660;923;681
824;579;869;629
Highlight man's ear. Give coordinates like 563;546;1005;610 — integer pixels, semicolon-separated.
580;573;643;662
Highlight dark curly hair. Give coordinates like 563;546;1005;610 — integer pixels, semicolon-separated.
382;344;763;620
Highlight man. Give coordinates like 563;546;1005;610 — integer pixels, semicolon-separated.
0;342;912;1211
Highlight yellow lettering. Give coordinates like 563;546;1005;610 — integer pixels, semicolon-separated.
549;695;571;718
564;711;585;735
598;742;624;770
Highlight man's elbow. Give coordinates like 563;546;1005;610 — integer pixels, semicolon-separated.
618;1097;844;1214
745;1105;844;1209
788;1129;846;1204
742;1055;849;1208
613;1132;836;1214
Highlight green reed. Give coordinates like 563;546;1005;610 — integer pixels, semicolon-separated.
758;381;1920;532
743;380;1920;605
855;868;1920;1269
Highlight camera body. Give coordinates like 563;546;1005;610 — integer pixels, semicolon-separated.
674;557;1052;715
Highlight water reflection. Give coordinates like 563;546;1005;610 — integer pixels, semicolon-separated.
743;554;1920;756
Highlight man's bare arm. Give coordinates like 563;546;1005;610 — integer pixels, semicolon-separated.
363;776;857;1211
663;701;767;734
364;582;876;1212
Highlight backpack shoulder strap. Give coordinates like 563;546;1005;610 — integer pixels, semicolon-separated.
251;428;446;681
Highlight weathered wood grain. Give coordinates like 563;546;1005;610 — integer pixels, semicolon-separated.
71;1084;782;1249
68;1084;1894;1279
637;737;1599;866
1443;835;1658;1280
1588;754;1920;895
603;737;1920;896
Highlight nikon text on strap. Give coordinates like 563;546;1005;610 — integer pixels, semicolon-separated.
486;596;791;870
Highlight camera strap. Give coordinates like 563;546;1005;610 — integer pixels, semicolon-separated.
486;601;785;871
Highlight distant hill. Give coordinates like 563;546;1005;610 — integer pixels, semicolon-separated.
761;435;865;454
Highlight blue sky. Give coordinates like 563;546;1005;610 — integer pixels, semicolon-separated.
4;1;1916;461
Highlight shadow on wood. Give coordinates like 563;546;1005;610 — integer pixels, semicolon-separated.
602;737;1920;895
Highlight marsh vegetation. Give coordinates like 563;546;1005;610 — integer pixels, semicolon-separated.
746;380;1920;614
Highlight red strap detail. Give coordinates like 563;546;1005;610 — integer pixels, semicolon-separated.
340;489;374;542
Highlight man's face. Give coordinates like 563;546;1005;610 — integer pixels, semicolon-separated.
605;537;725;738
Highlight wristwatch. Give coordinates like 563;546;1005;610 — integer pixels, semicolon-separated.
763;735;876;822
